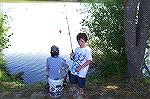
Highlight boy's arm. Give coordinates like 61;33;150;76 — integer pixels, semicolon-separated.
75;60;92;72
76;48;92;72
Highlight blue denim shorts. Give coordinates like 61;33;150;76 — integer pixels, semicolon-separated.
68;70;86;88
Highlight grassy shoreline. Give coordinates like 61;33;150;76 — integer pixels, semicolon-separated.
1;57;150;97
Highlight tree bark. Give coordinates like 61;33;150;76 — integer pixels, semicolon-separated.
124;0;150;78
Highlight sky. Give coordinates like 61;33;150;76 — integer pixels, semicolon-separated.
2;2;86;55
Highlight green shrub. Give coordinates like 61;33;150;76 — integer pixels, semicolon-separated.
80;1;127;82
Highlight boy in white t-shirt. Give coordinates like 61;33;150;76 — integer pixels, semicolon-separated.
69;33;92;96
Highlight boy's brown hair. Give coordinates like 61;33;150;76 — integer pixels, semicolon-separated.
76;33;88;42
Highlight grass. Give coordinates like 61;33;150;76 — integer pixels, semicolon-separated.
0;56;150;97
0;80;46;92
143;78;150;85
0;58;37;93
0;70;2;78
0;75;150;97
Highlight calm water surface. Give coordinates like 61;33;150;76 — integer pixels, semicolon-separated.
4;52;71;84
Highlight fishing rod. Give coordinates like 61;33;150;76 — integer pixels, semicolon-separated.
64;5;91;74
63;5;95;75
64;5;80;74
64;4;73;53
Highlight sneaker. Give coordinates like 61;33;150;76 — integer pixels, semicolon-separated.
73;91;79;97
73;91;83;99
80;91;84;96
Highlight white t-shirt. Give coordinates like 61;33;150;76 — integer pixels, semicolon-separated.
70;46;92;78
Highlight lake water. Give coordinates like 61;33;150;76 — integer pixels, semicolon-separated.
2;2;83;84
3;52;72;84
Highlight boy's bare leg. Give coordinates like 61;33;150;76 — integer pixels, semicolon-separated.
79;88;84;96
76;85;84;96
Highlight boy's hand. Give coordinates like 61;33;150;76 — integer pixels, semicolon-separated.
75;65;82;72
70;51;74;60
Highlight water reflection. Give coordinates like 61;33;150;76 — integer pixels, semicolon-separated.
4;52;71;84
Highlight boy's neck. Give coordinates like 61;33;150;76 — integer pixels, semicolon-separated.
52;55;58;58
80;45;86;48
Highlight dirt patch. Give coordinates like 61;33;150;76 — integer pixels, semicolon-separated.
0;79;150;99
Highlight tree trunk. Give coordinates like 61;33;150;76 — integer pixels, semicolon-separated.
124;0;150;78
